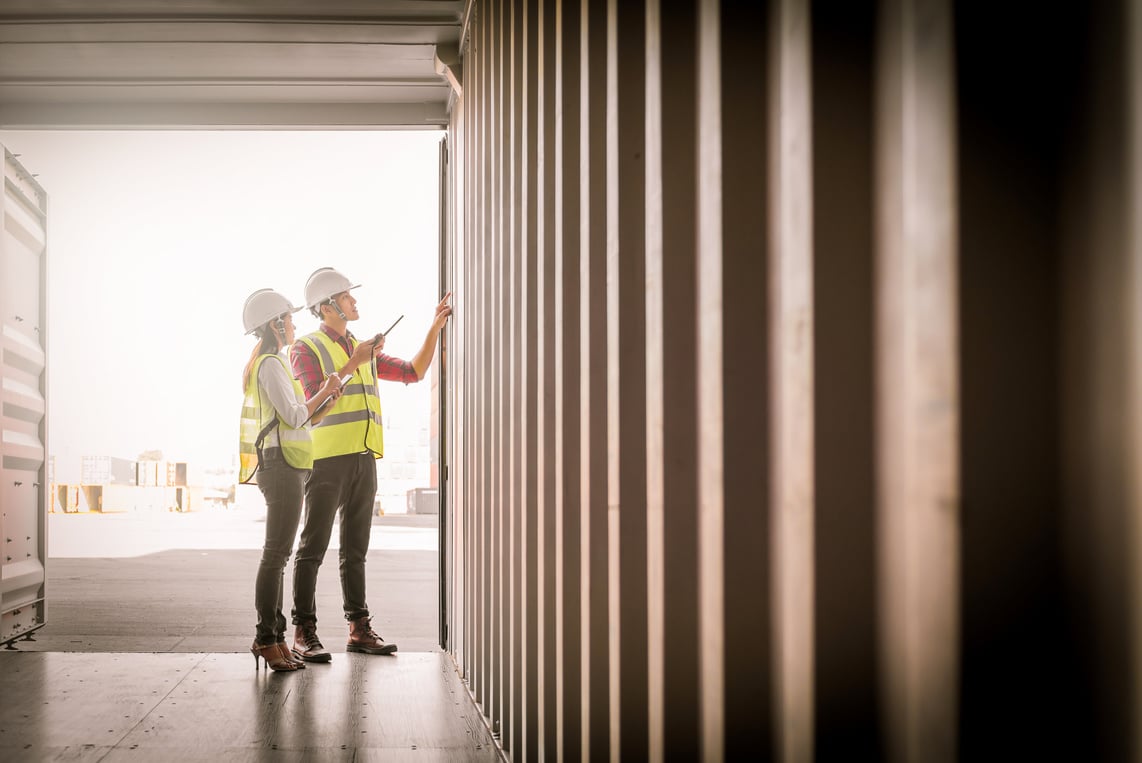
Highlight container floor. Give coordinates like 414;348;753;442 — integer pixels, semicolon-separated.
0;651;499;762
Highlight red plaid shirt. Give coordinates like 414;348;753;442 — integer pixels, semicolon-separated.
290;324;418;399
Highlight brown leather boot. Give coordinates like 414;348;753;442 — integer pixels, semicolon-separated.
346;616;397;655
292;621;332;663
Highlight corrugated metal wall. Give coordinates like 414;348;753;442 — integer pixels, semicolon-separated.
0;146;49;647
443;0;1142;760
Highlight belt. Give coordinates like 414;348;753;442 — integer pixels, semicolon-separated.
261;447;284;461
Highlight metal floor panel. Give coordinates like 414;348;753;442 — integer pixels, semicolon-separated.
0;651;499;762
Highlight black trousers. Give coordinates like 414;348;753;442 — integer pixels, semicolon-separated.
291;452;377;625
253;449;307;645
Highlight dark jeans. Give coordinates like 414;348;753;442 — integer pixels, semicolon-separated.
292;452;377;626
253;449;307;645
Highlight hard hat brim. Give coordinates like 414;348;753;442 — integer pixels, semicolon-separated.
306;283;361;310
244;303;303;335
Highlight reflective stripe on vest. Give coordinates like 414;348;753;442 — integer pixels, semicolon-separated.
239;354;314;483
298;331;384;459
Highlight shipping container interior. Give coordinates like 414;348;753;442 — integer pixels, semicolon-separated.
2;0;1142;761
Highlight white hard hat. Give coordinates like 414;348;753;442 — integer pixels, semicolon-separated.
304;267;360;310
242;288;300;334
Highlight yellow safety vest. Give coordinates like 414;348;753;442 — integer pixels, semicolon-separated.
239;354;314;483
297;331;384;459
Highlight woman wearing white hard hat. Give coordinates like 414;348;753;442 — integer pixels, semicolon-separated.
238;288;344;672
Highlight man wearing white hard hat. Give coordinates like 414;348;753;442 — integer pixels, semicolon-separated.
288;266;452;662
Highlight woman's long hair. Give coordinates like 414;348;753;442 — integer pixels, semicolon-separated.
241;322;284;392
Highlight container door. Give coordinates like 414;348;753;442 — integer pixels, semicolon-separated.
436;133;450;650
0;145;49;646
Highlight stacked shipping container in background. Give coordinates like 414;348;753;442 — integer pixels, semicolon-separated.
80;455;136;486
53;456;222;513
374;408;432;514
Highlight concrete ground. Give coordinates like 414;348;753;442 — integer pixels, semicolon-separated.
16;504;442;654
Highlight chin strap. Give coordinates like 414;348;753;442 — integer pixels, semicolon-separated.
326;298;347;320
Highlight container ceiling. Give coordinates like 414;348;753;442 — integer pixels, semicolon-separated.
0;0;464;129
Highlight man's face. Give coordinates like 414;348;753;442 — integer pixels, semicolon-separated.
329;291;359;321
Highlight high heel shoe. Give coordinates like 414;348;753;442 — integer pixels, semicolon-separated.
250;641;297;672
276;641;305;669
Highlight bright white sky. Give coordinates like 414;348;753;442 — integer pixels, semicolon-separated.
0;130;442;482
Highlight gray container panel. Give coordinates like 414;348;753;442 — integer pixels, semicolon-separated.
0;145;48;645
112;457;137;486
81;455;137;486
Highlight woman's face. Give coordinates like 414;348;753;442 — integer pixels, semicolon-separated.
270;313;295;347
281;313;296;345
